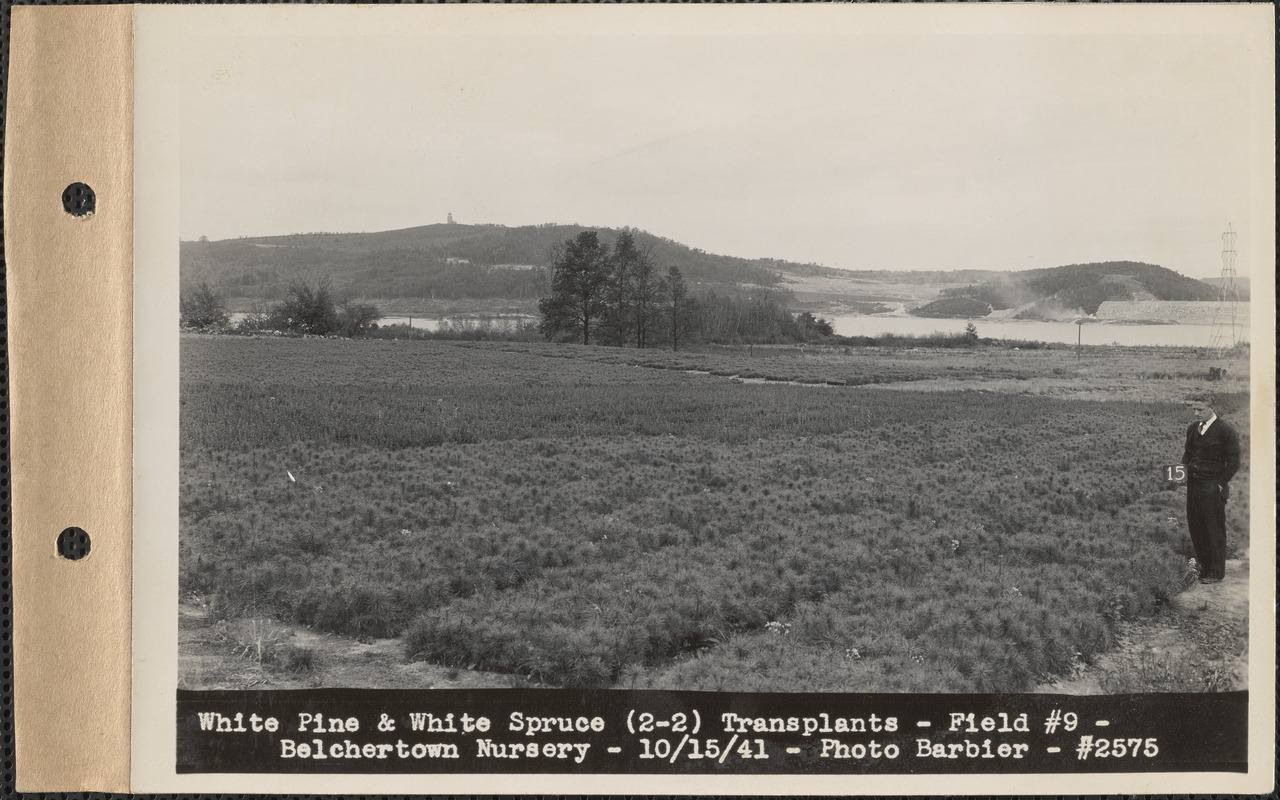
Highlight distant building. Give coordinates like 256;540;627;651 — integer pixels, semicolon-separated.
447;212;455;225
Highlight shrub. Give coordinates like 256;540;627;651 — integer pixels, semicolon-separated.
268;277;341;335
292;586;405;640
336;300;382;337
180;282;230;329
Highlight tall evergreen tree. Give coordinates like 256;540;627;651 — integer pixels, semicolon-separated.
664;266;699;351
537;231;611;345
602;231;639;347
630;240;660;349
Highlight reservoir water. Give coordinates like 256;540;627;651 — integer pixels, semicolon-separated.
376;314;535;333
826;315;1243;348
228;313;535;333
227;313;1244;348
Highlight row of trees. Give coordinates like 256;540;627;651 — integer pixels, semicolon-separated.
179;278;381;337
537;231;834;349
537;231;700;349
697;292;834;342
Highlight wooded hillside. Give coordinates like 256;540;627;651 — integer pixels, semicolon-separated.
180;223;828;303
914;261;1217;318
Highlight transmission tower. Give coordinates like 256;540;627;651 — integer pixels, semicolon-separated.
1208;224;1242;355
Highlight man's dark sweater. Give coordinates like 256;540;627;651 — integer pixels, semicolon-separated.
1182;417;1242;485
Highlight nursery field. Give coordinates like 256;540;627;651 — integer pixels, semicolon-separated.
179;336;1251;691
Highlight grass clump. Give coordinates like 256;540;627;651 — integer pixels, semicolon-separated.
280;644;317;674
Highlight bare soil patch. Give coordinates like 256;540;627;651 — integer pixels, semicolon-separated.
1036;555;1248;694
179;601;514;690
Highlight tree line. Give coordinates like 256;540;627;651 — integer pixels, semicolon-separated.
537;231;833;350
181;230;836;346
180;277;381;337
536;231;696;349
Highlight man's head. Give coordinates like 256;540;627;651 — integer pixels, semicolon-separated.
1187;392;1217;423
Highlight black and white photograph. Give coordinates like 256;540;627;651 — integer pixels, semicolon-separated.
124;3;1274;791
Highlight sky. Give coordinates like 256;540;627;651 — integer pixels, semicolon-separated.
178;8;1270;277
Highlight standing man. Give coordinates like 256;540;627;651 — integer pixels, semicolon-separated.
1181;393;1242;584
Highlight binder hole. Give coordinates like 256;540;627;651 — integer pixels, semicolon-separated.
62;182;96;217
57;527;91;560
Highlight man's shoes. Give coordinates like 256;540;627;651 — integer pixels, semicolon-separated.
1198;576;1223;584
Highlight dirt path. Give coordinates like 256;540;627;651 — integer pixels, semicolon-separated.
1035;555;1249;694
179;602;515;690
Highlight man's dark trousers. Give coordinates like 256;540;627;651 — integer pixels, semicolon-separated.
1187;480;1227;580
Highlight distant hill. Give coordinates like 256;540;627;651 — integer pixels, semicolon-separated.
912;261;1219;319
1201;275;1251;300
182;225;1219;320
910;296;994;319
180;223;835;305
